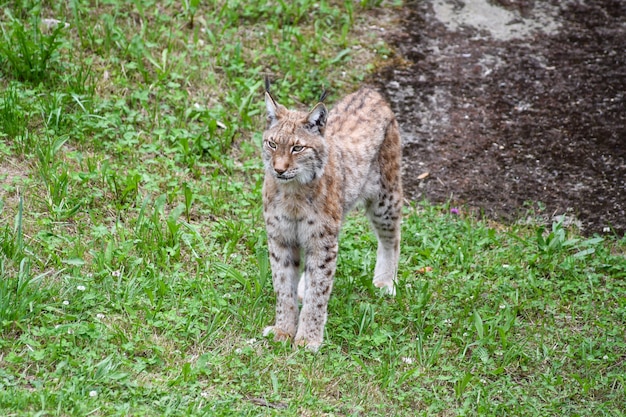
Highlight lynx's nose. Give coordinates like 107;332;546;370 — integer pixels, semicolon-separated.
273;158;289;175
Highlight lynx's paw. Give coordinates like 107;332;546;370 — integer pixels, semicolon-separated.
294;321;324;352
294;335;322;352
263;326;293;342
373;278;396;296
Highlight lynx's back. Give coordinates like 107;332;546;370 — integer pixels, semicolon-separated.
323;88;402;212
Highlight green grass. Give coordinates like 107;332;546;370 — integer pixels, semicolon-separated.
0;1;625;416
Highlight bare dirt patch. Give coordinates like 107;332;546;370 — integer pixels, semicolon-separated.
0;157;28;203
374;0;626;235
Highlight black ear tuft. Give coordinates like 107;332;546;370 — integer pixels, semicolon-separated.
264;76;271;94
319;88;328;103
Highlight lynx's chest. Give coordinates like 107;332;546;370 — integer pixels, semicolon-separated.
263;177;341;246
263;180;315;221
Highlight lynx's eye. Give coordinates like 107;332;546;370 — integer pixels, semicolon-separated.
291;145;304;153
267;140;277;150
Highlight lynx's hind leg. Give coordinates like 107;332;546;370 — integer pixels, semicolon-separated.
367;120;403;296
366;193;401;296
297;272;306;302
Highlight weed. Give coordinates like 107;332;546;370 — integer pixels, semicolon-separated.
0;15;65;83
0;86;29;152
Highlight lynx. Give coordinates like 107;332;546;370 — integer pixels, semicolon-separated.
261;79;403;351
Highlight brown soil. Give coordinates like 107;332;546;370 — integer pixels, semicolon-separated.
374;0;626;236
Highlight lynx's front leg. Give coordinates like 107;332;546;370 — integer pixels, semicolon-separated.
263;235;301;342
295;238;338;351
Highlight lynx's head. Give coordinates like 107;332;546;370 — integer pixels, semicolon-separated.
262;79;329;185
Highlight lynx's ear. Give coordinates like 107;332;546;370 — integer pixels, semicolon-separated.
305;102;328;135
265;91;280;127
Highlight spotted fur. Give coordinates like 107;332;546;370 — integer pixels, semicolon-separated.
261;81;403;351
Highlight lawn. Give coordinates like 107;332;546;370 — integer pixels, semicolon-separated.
0;1;625;415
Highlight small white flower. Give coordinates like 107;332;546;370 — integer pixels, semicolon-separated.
603;355;609;360
246;338;257;345
603;227;611;233
89;390;97;397
96;313;105;319
112;270;121;277
41;18;70;29
499;304;506;310
63;300;70;305
502;264;510;268
401;357;415;365
77;285;86;291
235;348;243;354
